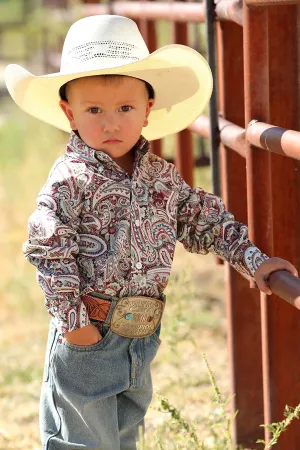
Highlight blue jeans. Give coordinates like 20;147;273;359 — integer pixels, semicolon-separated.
40;307;162;449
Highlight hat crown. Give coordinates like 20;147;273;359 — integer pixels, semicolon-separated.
60;15;150;73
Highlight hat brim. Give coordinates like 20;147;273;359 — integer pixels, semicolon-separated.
4;44;212;141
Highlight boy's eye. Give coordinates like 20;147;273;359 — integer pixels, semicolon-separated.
88;107;101;114
119;105;132;112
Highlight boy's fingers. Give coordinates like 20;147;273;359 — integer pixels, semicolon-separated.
281;261;298;277
255;274;272;295
262;258;298;278
254;258;298;296
268;260;298;277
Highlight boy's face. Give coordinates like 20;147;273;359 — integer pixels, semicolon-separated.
59;76;154;160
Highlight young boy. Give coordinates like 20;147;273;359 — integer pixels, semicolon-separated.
5;14;297;450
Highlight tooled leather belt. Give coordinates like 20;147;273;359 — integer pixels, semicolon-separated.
82;292;165;338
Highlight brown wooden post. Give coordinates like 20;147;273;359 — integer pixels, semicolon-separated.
147;19;162;158
261;6;300;448
136;0;149;42
243;5;274;443
217;21;264;448
245;4;300;447
173;6;194;186
135;4;162;157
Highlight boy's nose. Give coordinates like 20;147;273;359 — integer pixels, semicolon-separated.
102;115;120;133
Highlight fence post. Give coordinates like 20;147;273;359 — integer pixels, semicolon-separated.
147;18;162;158
262;6;300;448
243;5;274;443
217;20;264;448
173;1;194;187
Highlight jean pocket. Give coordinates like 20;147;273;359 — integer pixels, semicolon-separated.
43;320;59;382
62;328;112;352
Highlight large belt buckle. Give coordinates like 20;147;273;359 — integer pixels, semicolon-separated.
110;296;164;338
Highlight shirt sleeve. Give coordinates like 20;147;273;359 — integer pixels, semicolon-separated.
176;176;268;277
22;159;90;335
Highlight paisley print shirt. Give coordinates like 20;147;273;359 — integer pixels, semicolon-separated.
23;131;268;335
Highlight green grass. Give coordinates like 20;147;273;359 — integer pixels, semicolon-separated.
0;0;23;23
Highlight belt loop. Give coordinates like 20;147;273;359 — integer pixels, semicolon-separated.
104;298;118;326
160;293;166;303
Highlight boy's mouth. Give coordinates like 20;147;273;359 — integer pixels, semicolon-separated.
103;139;122;144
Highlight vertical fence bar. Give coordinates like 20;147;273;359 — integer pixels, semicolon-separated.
262;6;300;448
243;6;274;443
217;20;264;448
136;0;149;42
173;4;194;187
148;19;162;158
205;0;220;196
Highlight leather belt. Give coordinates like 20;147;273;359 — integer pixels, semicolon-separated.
82;293;165;338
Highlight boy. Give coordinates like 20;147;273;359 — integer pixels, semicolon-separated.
5;14;297;450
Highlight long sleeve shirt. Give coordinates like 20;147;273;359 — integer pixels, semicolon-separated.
23;131;268;335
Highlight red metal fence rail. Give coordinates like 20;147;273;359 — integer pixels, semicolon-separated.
44;0;300;447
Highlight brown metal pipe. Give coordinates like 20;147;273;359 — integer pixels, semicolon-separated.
246;121;300;161
51;2;205;23
51;1;243;25
268;271;300;310
219;119;246;158
216;0;243;27
246;0;298;6
188;115;210;139
188;115;246;158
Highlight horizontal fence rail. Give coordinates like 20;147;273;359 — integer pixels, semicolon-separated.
245;0;299;5
50;1;243;26
216;0;243;26
190;116;300;162
188;115;246;158
268;270;300;310
51;2;206;22
246;121;300;160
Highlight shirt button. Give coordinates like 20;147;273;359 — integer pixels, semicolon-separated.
135;219;140;226
136;262;142;270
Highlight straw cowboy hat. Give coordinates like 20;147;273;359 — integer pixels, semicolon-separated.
4;15;212;141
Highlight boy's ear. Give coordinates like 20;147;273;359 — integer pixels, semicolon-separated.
143;99;155;127
59;100;76;129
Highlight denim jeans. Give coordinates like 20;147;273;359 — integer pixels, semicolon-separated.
40;301;162;450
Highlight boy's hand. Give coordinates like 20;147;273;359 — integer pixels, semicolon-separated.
254;257;298;295
63;324;102;346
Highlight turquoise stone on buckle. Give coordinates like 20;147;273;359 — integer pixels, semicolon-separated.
125;313;133;320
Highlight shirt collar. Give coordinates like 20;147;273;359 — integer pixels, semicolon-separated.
66;131;150;170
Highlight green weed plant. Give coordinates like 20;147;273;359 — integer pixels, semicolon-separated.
140;354;300;450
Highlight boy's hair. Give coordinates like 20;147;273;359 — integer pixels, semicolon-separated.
59;74;155;102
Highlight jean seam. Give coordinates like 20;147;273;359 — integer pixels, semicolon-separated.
45;374;62;449
151;330;162;346
44;328;58;382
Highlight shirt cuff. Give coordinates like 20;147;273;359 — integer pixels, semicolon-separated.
244;246;269;278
